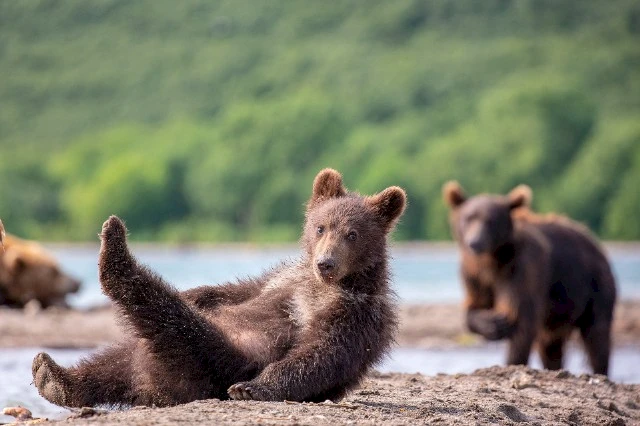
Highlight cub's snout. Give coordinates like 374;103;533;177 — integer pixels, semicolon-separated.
316;256;336;276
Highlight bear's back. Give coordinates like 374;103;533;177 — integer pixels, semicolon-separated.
516;211;616;319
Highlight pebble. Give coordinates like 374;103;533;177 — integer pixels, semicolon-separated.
510;371;537;390
2;406;33;421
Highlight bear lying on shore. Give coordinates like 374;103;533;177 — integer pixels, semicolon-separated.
0;233;81;308
32;168;407;407
443;182;616;375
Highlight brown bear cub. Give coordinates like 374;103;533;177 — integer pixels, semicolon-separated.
443;182;616;375
32;169;406;407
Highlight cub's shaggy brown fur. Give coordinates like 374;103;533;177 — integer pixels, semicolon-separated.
32;169;406;407
443;182;616;375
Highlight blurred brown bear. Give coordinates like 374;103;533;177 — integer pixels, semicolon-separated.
0;233;81;308
443;182;616;375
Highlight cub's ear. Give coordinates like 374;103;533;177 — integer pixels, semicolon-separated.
3;251;26;274
366;186;407;231
508;184;532;210
0;218;5;250
443;181;466;208
309;168;346;206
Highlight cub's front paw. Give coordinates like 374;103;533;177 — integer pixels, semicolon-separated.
228;381;278;401
467;310;516;341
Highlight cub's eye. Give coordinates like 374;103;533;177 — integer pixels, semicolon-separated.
317;226;325;235
463;213;477;224
347;230;358;241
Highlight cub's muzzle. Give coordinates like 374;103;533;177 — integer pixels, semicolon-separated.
315;256;337;280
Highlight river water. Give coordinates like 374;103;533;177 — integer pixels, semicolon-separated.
47;243;640;307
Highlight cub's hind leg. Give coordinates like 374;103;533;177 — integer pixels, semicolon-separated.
537;331;570;371
33;343;136;408
98;216;254;400
576;294;614;376
580;320;612;376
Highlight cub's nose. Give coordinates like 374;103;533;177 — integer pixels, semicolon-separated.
316;258;336;274
69;278;82;293
469;239;486;253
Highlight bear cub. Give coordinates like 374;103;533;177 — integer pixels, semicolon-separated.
33;168;406;407
443;182;616;375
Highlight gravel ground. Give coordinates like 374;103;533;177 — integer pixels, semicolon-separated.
8;366;637;425
2;302;638;425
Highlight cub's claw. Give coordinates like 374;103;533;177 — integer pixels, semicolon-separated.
228;382;275;401
32;352;70;406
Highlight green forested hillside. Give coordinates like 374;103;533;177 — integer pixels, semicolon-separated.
1;0;639;241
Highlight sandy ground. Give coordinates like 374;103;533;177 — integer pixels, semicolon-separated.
7;366;638;425
1;300;639;349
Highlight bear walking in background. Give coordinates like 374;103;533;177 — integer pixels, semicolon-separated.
32;169;406;407
0;232;81;308
443;182;616;375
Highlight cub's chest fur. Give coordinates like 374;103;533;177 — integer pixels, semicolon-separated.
283;286;343;331
462;253;505;288
261;263;341;329
211;292;295;365
214;275;345;364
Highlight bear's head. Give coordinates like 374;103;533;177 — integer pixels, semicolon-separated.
303;168;406;285
443;182;532;255
0;237;81;307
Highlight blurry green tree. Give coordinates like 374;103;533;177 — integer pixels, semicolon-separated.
0;0;639;241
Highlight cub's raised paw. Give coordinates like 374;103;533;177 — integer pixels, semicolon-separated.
228;382;277;401
100;215;128;246
32;352;71;407
98;215;135;286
